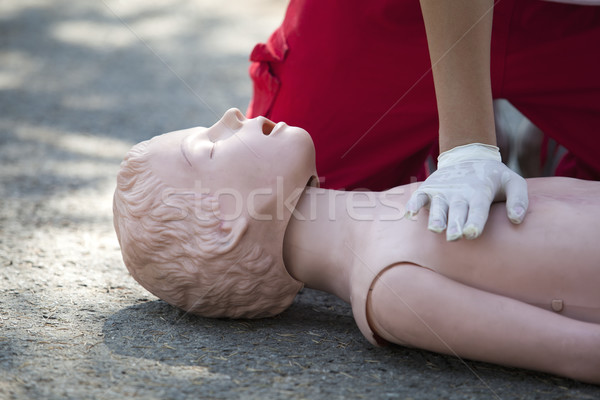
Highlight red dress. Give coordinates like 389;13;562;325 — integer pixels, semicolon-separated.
248;0;600;190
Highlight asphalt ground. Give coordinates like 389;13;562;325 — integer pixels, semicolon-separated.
1;1;599;399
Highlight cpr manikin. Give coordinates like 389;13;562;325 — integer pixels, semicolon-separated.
113;109;600;384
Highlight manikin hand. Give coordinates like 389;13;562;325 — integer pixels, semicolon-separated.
405;143;529;241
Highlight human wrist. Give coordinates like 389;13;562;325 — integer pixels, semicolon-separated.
438;128;497;154
437;143;501;169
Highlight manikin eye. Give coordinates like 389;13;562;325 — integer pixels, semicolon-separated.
262;120;276;135
209;143;215;159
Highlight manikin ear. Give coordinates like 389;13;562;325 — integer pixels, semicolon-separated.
215;216;248;254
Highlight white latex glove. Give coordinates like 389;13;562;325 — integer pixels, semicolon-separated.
405;143;528;241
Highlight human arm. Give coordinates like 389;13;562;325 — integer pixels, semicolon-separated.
420;0;495;151
407;0;528;240
367;264;600;384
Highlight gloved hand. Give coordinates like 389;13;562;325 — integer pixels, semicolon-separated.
405;143;529;241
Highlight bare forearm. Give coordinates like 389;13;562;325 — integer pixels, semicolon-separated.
420;0;496;152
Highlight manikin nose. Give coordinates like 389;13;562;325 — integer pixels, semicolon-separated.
220;108;245;131
207;108;245;142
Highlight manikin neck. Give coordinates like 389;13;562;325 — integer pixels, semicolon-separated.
283;186;399;303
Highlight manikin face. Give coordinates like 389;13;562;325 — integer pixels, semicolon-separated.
145;108;318;221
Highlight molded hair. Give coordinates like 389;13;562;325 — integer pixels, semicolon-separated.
113;139;302;318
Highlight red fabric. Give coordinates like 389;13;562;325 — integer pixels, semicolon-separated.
499;0;600;180
248;0;600;190
555;152;600;180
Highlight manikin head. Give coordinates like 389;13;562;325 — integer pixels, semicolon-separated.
113;108;318;318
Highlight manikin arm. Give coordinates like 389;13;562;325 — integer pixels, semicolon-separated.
367;264;600;384
407;0;528;241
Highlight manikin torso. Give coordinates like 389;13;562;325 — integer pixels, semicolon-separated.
283;177;600;345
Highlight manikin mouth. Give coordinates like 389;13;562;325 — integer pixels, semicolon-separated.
262;119;276;135
307;175;319;188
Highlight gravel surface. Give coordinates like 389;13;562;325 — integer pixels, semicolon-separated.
1;1;599;399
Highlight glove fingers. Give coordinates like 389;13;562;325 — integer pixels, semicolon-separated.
446;200;468;241
463;196;492;240
405;192;430;217
504;175;529;224
428;195;448;233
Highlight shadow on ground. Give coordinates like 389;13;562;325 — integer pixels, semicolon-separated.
102;288;595;399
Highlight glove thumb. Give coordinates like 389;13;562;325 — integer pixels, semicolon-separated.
504;174;528;224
